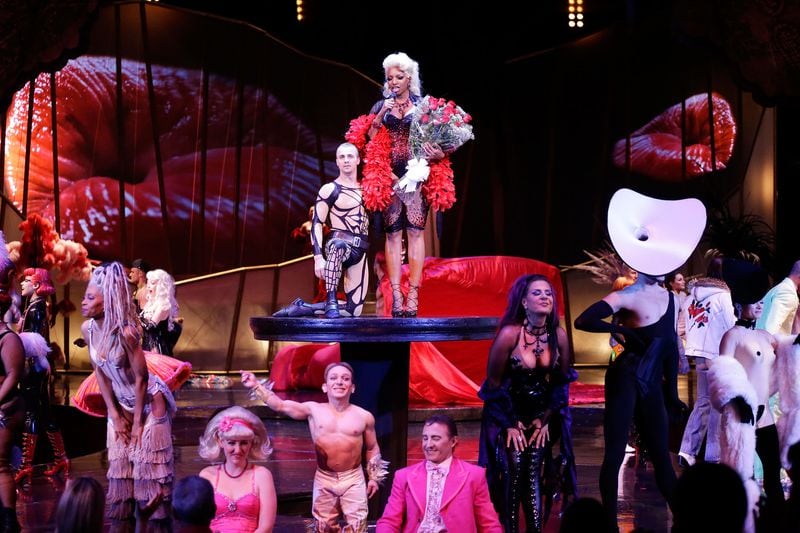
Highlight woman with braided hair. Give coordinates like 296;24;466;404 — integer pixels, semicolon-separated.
81;262;175;532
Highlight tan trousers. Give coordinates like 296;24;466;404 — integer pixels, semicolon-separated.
312;466;368;533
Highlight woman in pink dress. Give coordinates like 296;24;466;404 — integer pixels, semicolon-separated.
198;406;277;532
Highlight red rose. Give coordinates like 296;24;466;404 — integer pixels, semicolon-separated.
421;114;430;124
464;114;472;123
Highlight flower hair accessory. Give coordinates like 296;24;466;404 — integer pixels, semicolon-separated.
218;417;253;434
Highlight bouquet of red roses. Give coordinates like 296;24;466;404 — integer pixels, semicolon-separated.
409;96;474;157
398;96;473;193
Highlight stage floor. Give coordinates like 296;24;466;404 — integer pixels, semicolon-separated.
21;368;694;532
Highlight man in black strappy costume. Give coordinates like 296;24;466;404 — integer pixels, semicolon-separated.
274;143;369;318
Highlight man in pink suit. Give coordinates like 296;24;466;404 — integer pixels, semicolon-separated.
377;414;502;533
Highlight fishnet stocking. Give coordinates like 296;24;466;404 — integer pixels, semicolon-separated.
324;242;350;293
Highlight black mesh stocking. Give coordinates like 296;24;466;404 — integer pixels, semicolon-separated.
324;242;351;294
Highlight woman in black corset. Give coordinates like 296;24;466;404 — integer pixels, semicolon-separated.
478;274;573;533
366;52;444;318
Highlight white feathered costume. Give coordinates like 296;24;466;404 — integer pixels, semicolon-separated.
708;355;761;533
775;335;800;469
18;331;50;373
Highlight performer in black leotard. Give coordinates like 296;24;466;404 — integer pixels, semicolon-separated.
573;188;706;532
575;275;682;530
274;142;369;318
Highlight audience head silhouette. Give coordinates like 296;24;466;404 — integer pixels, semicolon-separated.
671;462;747;533
54;476;105;533
173;475;216;528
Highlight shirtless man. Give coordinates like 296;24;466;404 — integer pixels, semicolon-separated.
241;362;386;532
274;143;369;318
127;258;151;312
575;272;682;530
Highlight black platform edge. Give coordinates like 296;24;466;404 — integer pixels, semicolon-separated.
408;405;482;422
250;316;499;342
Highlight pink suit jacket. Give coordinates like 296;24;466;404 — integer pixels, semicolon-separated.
376;457;502;533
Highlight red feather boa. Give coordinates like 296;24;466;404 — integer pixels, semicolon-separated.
345;114;457;212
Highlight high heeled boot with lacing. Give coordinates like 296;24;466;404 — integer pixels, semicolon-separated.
14;433;37;484
43;430;70;476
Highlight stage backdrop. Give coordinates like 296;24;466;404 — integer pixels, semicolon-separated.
2;3;383;276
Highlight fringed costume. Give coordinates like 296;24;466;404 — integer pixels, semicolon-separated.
88;319;176;532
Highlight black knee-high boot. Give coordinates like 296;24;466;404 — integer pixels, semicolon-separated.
519;445;545;533
507;448;524;533
507;444;545;533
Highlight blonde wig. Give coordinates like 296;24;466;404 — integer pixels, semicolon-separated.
141;269;179;331
382;52;422;98
198;406;272;461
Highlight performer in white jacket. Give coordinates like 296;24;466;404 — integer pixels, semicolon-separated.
678;258;736;466
756;260;800;335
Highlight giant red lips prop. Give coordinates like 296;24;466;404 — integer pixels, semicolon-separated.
612;92;737;181
4;55;327;273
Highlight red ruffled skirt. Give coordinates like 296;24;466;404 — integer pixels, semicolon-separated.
73;352;193;417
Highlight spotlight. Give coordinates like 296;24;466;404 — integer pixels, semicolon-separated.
568;0;585;29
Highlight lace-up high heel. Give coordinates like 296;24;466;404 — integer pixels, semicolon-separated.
405;284;419;318
391;284;405;318
43;430;70;476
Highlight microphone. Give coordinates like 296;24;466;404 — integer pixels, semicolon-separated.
389;90;398;99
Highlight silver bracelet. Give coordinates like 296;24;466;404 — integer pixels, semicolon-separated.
366;454;390;485
248;379;275;403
